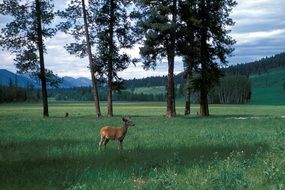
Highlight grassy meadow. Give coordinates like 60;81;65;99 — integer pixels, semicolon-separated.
0;102;285;189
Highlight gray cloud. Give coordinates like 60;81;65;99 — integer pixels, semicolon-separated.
228;0;285;64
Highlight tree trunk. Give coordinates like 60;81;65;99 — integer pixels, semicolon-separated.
200;86;209;116
184;87;191;115
107;67;113;117
166;54;175;118
184;72;191;116
199;0;209;116
81;0;101;117
184;58;193;116
35;0;48;118
107;0;115;117
166;0;177;119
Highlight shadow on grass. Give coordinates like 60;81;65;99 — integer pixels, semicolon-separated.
0;139;269;188
0;139;269;170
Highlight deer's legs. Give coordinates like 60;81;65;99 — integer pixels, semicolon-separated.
98;136;104;150
103;139;109;147
116;140;123;150
99;136;109;150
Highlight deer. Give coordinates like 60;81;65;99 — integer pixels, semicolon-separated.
98;116;135;150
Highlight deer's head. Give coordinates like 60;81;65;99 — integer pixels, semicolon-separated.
122;116;135;126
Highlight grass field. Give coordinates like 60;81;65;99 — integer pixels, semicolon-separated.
0;102;285;190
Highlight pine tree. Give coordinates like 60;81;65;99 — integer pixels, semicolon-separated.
57;0;102;117
0;0;57;117
90;0;138;117
136;0;178;118
176;0;200;116
193;0;236;116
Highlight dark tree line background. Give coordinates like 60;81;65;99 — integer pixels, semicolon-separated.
2;51;285;104
46;75;250;104
6;49;285;103
0;80;40;103
225;52;285;76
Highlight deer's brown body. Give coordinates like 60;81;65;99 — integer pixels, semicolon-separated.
99;117;134;150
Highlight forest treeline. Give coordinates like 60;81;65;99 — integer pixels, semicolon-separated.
2;51;284;104
0;81;40;103
224;52;285;76
124;52;285;88
47;75;250;104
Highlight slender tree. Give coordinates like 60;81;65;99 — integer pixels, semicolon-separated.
0;0;57;117
81;0;101;117
136;0;178;118
90;0;138;117
57;0;101;117
177;0;200;116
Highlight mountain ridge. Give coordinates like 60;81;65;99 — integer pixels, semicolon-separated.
0;69;92;88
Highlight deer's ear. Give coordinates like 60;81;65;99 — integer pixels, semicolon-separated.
122;117;126;122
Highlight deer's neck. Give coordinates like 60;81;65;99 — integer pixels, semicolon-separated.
122;124;129;133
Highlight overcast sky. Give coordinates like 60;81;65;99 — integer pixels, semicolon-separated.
0;0;284;79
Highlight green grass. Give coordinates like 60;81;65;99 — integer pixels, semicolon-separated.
131;86;166;95
0;102;285;189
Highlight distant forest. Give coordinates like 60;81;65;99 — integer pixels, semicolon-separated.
224;52;285;76
0;80;40;103
49;52;285;103
1;52;284;103
124;52;285;88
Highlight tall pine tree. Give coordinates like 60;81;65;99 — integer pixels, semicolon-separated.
196;0;236;116
57;0;101;117
136;0;178;118
177;0;200;116
0;0;57;117
90;0;138;117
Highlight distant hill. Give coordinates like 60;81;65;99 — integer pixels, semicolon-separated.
0;69;35;87
0;69;92;88
61;76;92;88
224;52;285;76
123;52;285;105
250;67;285;105
123;52;285;88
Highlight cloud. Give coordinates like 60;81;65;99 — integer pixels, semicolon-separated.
227;0;285;64
44;32;90;78
0;51;16;72
232;29;285;45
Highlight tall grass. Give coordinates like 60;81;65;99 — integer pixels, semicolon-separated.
0;102;284;189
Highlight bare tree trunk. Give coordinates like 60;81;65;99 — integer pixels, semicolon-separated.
107;66;113;117
107;0;115;117
166;54;175;118
166;0;177;119
184;73;191;115
184;58;193;116
184;88;191;115
81;0;101;117
35;0;48;118
200;86;209;116
199;0;209;116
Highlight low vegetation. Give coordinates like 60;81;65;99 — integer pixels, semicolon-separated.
0;102;284;189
